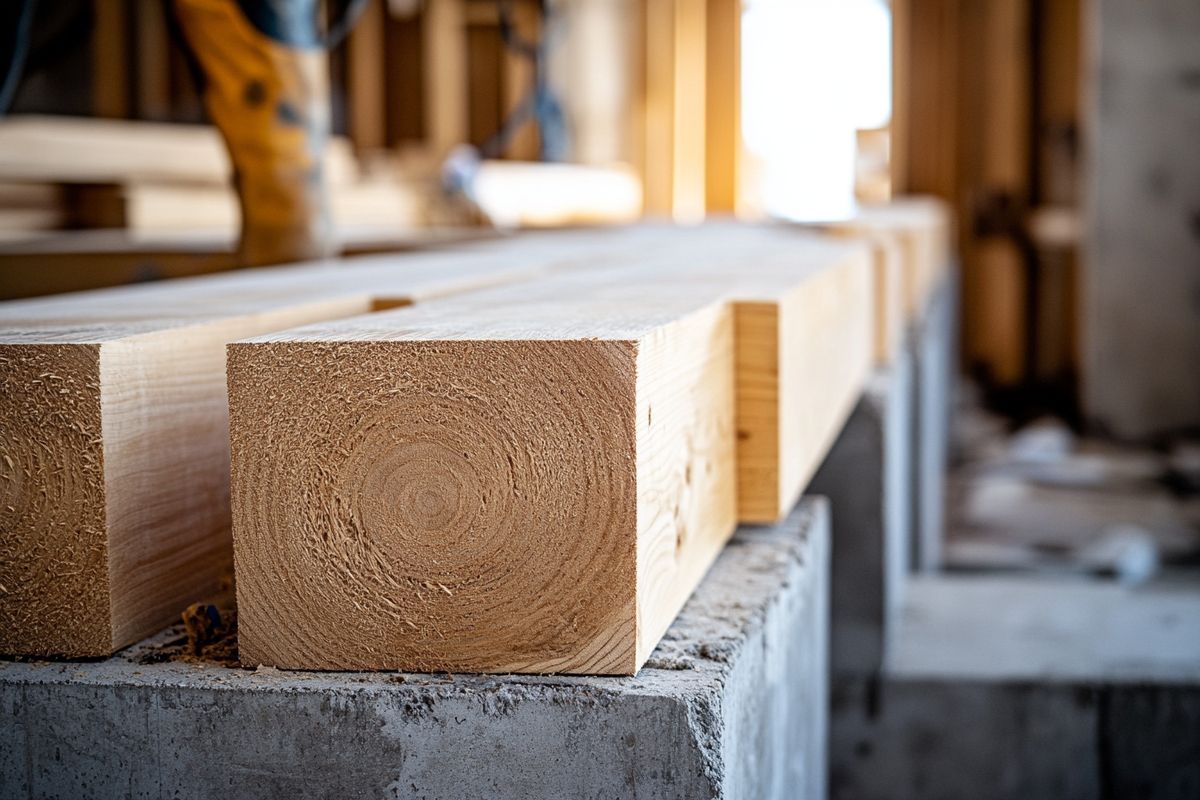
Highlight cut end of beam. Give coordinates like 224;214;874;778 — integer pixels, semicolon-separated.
0;343;112;657
229;338;645;674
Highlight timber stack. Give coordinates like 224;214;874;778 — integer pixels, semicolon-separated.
0;219;934;674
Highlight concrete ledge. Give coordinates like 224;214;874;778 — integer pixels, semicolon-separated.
1;500;830;800
831;575;1200;800
911;271;956;573
811;351;914;676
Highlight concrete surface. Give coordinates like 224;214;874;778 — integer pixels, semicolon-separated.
811;351;913;676
831;574;1200;800
1;500;830;800
911;273;954;573
892;574;1200;684
1083;0;1200;439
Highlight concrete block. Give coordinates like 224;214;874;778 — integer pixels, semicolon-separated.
832;679;1102;800
911;272;955;573
810;350;914;676
1103;685;1200;800
1;500;830;800
832;679;1200;800
831;575;1200;800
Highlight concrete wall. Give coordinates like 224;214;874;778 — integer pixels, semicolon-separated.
832;679;1200;800
832;574;1200;799
1084;0;1200;440
1;501;830;800
810;353;913;677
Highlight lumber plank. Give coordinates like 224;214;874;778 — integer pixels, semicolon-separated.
0;115;358;187
823;196;952;320
817;225;906;365
0;231;656;658
76;178;423;236
0;228;500;302
227;227;872;673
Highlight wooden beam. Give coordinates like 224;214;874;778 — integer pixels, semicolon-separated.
0;232;642;658
901;0;961;201
501;0;540;160
227;226;871;673
92;0;129;119
817;225;906;366
0;228;501;301
717;230;875;522
637;0;707;220
75;178;422;235
640;0;675;216
705;0;741;212
549;0;636;166
822;196;953;322
672;0;707;221
346;0;388;152
0;116;359;187
972;0;1031;386
890;0;911;193
423;0;469;156
1;226;870;664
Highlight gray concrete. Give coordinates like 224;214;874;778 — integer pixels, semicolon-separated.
1083;0;1200;440
1;500;830;800
831;574;1200;800
892;574;1200;684
811;350;914;677
911;273;955;573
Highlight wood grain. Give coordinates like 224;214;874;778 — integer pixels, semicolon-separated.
0;343;108;655
227;226;872;672
0;230;656;657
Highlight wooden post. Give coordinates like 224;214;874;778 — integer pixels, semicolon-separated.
705;0;740;213
347;0;388;152
423;0;469;157
92;0;129;119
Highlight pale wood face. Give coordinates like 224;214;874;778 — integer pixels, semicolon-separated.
229;338;640;674
635;305;739;664
0;343;111;656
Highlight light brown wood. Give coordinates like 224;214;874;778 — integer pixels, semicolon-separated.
501;0;540;161
347;0;388;152
0;231;648;657
895;1;1048;386
640;0;675;216
0;227;501;301
549;0;637;167
227;226;872;673
823;196;952;322
0;116;358;188
705;0;741;213
817;226;904;368
672;0;707;222
890;0;911;194
635;0;709;219
711;229;875;522
423;0;469;157
98;178;422;235
971;0;1030;385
